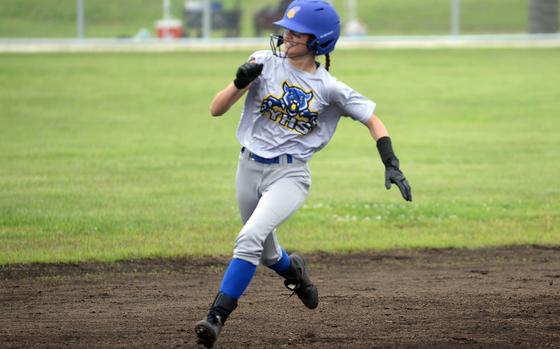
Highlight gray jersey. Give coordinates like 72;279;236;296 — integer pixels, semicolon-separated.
237;50;376;161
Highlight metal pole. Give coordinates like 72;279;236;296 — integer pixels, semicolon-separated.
163;0;171;20
347;0;357;23
77;0;85;39
451;0;460;36
202;0;212;39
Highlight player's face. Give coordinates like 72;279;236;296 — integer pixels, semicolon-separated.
282;30;312;58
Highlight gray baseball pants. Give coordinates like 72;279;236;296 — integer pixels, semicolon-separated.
233;149;311;266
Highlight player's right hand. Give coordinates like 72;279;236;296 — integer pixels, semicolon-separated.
233;62;264;89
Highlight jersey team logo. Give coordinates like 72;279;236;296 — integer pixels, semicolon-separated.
260;81;318;135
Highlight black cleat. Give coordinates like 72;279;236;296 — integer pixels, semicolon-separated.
195;312;222;348
283;254;319;309
195;292;237;348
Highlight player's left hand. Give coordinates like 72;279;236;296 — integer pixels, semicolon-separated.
384;158;412;202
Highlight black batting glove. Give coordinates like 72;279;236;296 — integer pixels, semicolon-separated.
376;137;412;202
383;157;412;201
233;62;264;89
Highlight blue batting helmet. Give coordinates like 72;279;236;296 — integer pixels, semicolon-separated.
273;0;341;55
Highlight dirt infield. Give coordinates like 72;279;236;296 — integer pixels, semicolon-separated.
1;246;559;348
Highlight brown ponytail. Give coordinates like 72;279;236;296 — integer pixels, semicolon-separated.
325;53;331;71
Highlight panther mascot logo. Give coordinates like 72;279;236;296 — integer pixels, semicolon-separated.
260;81;318;135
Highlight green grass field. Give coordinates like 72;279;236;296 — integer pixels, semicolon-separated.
0;0;530;38
1;47;559;265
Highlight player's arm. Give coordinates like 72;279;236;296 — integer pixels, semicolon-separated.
210;62;263;117
364;113;389;141
210;83;250;117
365;114;413;202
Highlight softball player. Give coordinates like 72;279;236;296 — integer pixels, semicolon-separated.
195;1;412;347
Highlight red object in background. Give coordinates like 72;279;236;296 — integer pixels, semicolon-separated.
156;19;183;39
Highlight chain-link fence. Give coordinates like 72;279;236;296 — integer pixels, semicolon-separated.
0;0;558;39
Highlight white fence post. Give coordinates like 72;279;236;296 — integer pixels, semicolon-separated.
202;0;212;39
77;0;85;39
451;0;461;36
163;0;171;20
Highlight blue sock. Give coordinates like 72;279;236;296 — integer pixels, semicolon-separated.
268;248;291;273
219;258;257;299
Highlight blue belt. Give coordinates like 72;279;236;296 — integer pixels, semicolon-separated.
241;147;293;164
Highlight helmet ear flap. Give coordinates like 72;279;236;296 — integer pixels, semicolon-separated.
307;38;335;55
306;37;320;55
319;39;333;49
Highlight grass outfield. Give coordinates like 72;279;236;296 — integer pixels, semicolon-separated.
0;0;529;38
1;48;559;265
